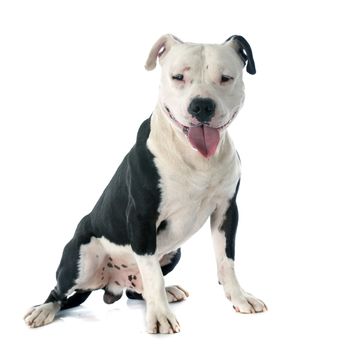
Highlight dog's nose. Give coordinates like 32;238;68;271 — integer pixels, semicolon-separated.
188;98;216;123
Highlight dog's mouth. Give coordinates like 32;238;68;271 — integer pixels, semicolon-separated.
164;105;236;158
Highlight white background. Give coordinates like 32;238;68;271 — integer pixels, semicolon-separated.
1;0;350;349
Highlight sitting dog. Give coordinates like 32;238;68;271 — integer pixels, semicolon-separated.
24;34;267;333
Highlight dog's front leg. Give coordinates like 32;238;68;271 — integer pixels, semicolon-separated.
135;254;180;334
211;181;267;313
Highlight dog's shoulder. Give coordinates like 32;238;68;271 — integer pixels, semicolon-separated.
130;116;160;186
127;116;162;207
89;117;162;246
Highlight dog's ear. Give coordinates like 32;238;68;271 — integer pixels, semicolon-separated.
145;34;183;71
225;35;256;75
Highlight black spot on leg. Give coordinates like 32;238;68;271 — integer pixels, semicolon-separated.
102;267;105;271
220;179;240;260
128;275;133;281
157;220;167;234
101;276;104;280
131;282;136;288
107;262;113;268
115;281;120;286
121;264;128;268
108;257;112;261
114;265;120;270
133;275;137;280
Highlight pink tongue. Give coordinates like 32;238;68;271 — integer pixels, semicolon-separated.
188;125;220;158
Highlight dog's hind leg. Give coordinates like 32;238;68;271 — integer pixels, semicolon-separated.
24;216;93;328
24;290;92;328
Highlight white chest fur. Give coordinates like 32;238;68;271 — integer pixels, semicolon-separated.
147;111;241;255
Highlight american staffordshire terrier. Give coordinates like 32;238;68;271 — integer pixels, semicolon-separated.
24;34;267;333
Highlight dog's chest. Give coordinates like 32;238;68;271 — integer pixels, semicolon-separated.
147;116;240;254
154;157;237;254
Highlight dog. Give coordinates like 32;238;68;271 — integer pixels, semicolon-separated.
24;34;267;333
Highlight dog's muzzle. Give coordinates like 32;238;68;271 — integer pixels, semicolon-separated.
165;105;235;158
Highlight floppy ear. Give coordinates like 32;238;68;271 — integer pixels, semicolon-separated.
145;34;183;71
225;35;256;75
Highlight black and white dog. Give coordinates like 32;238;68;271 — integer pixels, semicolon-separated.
24;34;267;333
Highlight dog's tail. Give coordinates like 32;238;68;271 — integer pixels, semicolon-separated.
60;291;92;310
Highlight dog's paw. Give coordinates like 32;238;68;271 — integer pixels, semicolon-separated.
165;285;189;303
227;291;267;314
146;307;180;334
24;302;60;328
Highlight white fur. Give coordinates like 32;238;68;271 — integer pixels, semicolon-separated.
145;34;182;71
146;36;245;132
145;34;267;319
148;108;241;256
24;302;61;328
211;228;267;313
73;237;188;308
72;237;137;292
135;254;180;334
165;285;189;303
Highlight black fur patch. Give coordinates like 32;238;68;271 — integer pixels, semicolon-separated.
54;214;93;298
46;117;163;306
89;117;161;255
220;179;240;260
157;220;167;234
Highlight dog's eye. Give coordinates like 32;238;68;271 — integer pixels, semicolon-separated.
221;75;234;83
172;74;184;81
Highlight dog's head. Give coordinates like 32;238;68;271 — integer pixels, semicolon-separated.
145;34;255;158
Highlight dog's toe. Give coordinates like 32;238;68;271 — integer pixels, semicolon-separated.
146;307;180;334
230;292;267;314
244;292;267;312
165;285;189;303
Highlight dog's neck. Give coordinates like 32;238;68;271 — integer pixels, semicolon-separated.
147;104;236;169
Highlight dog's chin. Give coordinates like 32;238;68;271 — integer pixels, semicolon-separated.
164;105;237;158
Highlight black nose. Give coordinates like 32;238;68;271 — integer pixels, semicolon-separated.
188;98;216;123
